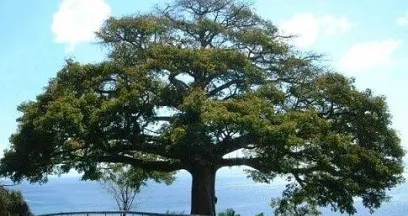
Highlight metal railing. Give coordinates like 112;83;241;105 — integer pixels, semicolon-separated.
37;211;207;216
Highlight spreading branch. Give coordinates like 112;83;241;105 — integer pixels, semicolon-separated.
98;155;186;172
216;134;255;156
208;79;243;97
218;157;274;173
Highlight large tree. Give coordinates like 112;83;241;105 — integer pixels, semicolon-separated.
0;0;404;215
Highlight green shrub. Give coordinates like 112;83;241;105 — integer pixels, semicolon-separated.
0;186;32;216
218;209;264;216
218;209;241;216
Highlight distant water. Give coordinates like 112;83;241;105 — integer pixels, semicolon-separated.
6;167;408;215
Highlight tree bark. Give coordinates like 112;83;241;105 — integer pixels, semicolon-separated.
189;162;217;216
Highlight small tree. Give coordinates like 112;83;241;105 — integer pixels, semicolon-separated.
100;164;174;213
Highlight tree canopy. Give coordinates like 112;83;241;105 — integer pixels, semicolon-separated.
0;0;404;215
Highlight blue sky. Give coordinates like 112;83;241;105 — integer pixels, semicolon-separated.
0;0;407;165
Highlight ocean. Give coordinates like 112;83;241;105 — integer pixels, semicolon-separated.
7;167;408;216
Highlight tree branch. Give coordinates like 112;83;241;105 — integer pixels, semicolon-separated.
216;134;254;156
218;157;274;173
169;72;190;90
151;116;173;121
98;155;186;172
208;79;243;97
105;138;177;161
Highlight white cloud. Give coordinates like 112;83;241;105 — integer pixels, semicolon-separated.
321;16;353;35
396;11;408;26
338;39;401;72
51;0;111;51
279;13;320;48
279;13;353;48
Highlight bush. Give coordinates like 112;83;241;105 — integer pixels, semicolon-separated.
218;209;264;216
0;186;32;216
218;209;241;216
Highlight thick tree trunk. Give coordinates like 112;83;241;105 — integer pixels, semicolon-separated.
190;162;217;216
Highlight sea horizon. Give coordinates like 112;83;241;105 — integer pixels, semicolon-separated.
3;167;407;216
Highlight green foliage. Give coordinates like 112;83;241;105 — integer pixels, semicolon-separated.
217;209;265;216
165;210;186;215
101;164;174;190
218;209;241;216
0;187;32;216
271;183;321;216
0;0;404;215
